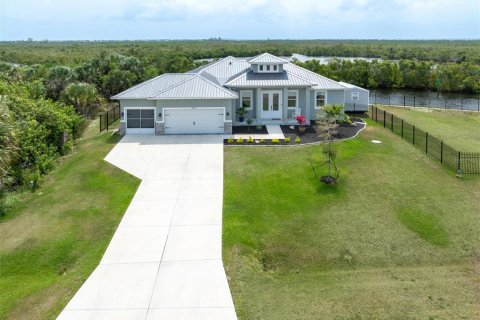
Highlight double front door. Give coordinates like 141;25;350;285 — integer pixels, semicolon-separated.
261;90;282;119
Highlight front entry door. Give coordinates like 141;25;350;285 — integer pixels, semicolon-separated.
261;91;282;119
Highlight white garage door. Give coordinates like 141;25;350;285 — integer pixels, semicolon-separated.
126;108;155;134
165;108;224;135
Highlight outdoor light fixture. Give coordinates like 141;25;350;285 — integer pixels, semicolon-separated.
121;112;124;119
159;112;162;118
226;112;229;116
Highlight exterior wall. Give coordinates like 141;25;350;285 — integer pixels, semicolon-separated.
232;88;257;122
344;88;370;111
120;99;158;121
309;89;346;120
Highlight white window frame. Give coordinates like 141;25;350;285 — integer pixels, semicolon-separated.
240;90;253;110
259;65;264;71
351;91;360;101
287;90;299;109
315;90;327;109
258;64;279;73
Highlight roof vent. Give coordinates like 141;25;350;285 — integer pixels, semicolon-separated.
229;61;232;65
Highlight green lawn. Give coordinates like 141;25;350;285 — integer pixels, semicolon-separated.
0;123;139;320
376;105;480;152
223;120;480;320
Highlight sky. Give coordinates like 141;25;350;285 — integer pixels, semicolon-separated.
0;0;479;40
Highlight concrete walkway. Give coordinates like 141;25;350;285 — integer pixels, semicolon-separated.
57;135;236;320
225;124;286;140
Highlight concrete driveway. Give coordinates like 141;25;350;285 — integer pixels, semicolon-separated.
57;135;237;320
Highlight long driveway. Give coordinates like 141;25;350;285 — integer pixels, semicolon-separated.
57;135;237;320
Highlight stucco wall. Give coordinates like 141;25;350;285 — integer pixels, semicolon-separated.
344;88;370;111
309;89;346;120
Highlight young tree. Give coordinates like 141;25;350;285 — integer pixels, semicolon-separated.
316;104;343;184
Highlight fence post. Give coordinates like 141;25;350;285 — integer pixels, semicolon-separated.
388;94;391;106
403;96;406;107
375;107;378;122
478;99;479;112
425;132;428;154
106;111;109;131
460;99;463;111
99;114;102;132
440;141;443;164
383;110;386;127
374;94;377;104
354;103;356;113
391;114;394;131
371;106;374;119
413;125;416;145
458;151;461;173
445;98;447;109
413;96;416;108
401;119;404;138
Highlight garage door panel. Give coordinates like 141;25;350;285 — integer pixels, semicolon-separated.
165;108;224;135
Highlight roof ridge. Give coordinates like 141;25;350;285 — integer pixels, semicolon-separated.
223;69;250;86
111;74;165;98
287;63;343;86
248;53;289;64
151;74;237;98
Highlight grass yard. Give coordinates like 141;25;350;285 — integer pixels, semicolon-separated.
0;123;139;319
223;120;480;320
376;105;480;152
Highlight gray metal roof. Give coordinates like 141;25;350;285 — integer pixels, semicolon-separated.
248;53;289;64
283;64;347;90
151;75;238;100
111;74;195;99
224;70;316;88
339;81;370;92
192;56;250;86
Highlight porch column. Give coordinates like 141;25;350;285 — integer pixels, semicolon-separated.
257;89;262;123
305;89;311;121
283;88;288;120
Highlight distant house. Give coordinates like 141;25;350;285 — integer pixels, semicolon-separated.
112;53;369;135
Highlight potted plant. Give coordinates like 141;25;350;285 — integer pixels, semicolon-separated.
237;107;246;122
296;115;307;134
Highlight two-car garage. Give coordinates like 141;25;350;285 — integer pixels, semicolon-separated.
125;107;225;135
164;108;224;135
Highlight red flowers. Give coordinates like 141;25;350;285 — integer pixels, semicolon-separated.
296;115;307;125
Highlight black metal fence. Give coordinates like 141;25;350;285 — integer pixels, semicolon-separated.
370;93;480;112
99;105;121;132
370;106;480;175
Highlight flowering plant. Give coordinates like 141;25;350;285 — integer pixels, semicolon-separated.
296;115;307;126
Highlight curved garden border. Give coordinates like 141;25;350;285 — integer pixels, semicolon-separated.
224;119;367;147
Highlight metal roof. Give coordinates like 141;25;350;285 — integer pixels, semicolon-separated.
151;75;238;100
247;53;289;64
192;56;250;86
339;81;370;92
283;63;346;90
111;74;195;99
224;70;316;88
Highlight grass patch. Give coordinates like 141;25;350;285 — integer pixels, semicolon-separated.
223;120;480;319
0;122;139;319
397;208;449;246
377;106;480;151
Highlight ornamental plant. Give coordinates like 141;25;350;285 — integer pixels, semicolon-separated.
227;138;234;144
271;138;280;144
237;137;244;144
247;136;254;143
295;136;301;143
284;136;291;143
296;115;307;125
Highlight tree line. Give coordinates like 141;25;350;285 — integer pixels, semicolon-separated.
294;59;480;93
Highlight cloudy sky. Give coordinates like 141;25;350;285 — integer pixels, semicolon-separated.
0;0;478;40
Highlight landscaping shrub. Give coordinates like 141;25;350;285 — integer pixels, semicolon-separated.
227;137;234;144
237;137;244;144
272;138;280;144
284;136;291;143
247;136;254;143
295;136;301;143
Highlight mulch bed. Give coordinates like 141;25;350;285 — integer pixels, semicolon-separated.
232;125;268;134
224;119;365;146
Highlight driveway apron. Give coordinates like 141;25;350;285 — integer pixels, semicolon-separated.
57;135;237;320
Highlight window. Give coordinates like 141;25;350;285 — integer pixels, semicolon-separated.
287;90;298;109
315;91;327;109
240;90;253;110
266;65;271;71
273;65;278;71
351;92;359;101
259;65;264;71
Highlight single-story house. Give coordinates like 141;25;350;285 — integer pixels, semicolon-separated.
112;53;369;135
339;81;370;112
